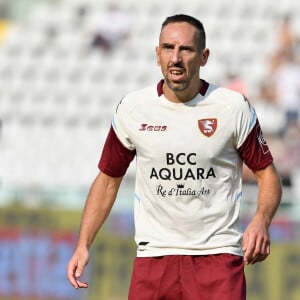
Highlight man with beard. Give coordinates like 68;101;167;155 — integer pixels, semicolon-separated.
67;14;282;299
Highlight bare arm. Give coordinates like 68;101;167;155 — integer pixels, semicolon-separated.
243;163;282;265
67;171;123;288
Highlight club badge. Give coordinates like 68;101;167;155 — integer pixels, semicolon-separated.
198;118;217;137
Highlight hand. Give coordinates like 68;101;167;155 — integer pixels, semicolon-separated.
67;247;89;289
242;216;271;265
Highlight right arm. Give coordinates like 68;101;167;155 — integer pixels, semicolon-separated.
67;171;123;289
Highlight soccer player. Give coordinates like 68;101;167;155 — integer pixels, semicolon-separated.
67;14;282;299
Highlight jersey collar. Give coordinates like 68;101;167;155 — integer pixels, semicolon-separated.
157;79;209;97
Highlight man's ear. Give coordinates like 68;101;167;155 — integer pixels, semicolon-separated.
200;48;210;66
156;46;161;66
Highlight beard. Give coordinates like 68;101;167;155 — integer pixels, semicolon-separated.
164;63;198;93
165;76;191;92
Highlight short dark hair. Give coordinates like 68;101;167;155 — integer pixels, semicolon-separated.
161;14;206;50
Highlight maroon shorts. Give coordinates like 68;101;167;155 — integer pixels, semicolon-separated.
128;254;246;300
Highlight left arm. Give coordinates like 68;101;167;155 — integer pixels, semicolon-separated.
242;163;282;265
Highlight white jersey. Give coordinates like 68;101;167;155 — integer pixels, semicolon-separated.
99;80;273;257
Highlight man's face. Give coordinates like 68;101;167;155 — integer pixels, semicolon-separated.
156;22;208;93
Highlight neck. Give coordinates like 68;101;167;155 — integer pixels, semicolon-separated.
163;79;202;103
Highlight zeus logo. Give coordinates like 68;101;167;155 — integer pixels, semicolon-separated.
139;124;167;131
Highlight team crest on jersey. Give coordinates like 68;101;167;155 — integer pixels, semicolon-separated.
198;118;217;137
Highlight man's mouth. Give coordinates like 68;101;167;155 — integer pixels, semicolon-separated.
169;69;185;81
170;70;183;75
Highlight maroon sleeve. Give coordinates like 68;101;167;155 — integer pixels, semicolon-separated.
98;126;136;177
237;120;273;171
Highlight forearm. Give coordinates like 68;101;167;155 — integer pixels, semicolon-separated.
253;163;282;226
76;172;123;250
243;163;282;264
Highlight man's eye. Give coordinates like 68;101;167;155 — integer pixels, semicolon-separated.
163;45;173;50
182;48;192;52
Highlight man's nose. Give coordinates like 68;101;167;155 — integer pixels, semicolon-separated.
170;49;182;64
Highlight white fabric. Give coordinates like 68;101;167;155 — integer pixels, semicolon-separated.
112;82;257;257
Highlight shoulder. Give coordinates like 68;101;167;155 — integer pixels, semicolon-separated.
208;83;246;103
207;83;251;113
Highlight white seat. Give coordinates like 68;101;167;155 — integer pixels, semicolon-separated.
0;0;297;196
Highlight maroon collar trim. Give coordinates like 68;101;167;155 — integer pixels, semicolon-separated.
199;79;209;96
157;79;209;97
157;79;164;96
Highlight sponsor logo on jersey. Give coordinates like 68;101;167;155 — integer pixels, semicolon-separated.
149;152;216;181
198;118;217;137
139;123;167;131
156;184;210;197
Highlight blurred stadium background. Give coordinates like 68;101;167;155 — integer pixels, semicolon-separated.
0;0;300;299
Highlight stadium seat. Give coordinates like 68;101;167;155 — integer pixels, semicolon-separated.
0;0;298;195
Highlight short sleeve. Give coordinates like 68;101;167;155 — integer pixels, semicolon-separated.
234;96;257;149
98;126;136;177
111;98;136;151
233;96;273;170
237;120;273;170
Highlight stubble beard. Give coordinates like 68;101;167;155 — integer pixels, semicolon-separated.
165;77;190;92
